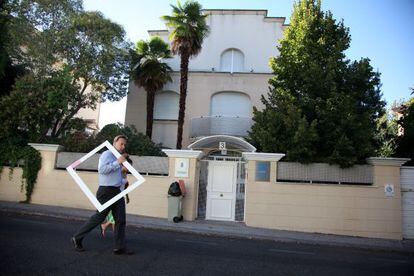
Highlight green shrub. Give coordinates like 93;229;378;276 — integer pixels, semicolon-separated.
0;139;41;203
62;123;166;156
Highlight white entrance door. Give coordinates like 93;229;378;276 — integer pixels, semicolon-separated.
206;161;237;221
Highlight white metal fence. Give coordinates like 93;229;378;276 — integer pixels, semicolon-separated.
277;162;373;185
56;152;169;175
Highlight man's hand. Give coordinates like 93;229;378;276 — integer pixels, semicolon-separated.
117;155;126;164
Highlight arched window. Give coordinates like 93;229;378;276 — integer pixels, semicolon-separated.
220;49;244;73
210;92;251;117
154;91;179;120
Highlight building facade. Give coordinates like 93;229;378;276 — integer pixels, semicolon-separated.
75;103;101;134
124;9;288;222
125;9;287;149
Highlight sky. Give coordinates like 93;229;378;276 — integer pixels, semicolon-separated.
82;0;414;129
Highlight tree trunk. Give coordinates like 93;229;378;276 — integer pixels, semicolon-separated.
146;89;155;138
50;110;63;138
53;82;89;138
176;51;190;149
54;104;84;138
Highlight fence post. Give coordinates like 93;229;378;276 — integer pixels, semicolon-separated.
367;157;410;190
163;150;203;221
28;143;63;176
242;152;285;183
242;152;285;225
367;157;410;239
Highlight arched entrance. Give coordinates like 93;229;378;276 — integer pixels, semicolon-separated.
188;135;255;222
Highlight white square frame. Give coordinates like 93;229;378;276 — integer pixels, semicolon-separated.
66;140;146;212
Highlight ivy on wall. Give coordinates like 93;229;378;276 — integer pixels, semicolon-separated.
0;144;41;203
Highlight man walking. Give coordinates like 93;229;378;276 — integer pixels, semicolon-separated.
71;135;133;255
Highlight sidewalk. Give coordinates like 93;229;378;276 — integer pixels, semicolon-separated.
1;200;413;253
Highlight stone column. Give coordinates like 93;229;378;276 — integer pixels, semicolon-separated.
242;152;285;225
27;144;63;203
163;149;203;220
28;143;63;175
242;152;285;183
367;157;410;239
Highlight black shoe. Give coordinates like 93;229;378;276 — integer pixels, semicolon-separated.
113;248;134;255
71;237;85;252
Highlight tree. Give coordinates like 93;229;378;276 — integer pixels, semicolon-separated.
248;0;385;167
56;123;166;156
94;124;165;156
375;110;398;157
162;0;209;149
131;36;172;138
6;0;83;77
0;0;9;81
0;0;25;97
0;67;87;142
2;0;132;141
395;96;414;165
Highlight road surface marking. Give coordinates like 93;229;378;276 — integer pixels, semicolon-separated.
269;248;316;255
369;257;411;264
175;239;219;246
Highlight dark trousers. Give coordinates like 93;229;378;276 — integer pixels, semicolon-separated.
73;186;126;249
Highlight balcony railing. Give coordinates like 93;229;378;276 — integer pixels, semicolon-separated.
190;116;253;138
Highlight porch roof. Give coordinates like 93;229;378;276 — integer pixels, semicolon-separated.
187;135;256;152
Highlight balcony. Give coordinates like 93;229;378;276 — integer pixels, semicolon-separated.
190;116;253;138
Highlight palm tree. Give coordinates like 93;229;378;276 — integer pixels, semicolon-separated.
131;36;172;138
162;0;209;149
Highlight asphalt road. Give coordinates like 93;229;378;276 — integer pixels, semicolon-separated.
0;211;413;275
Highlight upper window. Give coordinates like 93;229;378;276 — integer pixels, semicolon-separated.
220;49;244;73
210;92;251;117
154;91;179;120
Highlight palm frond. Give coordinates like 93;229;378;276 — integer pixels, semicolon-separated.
131;37;172;92
161;0;209;57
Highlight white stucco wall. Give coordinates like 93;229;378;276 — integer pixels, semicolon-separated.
74;85;100;130
151;10;286;73
125;72;271;148
125;9;286;148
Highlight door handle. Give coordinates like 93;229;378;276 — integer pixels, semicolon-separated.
220;194;223;197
